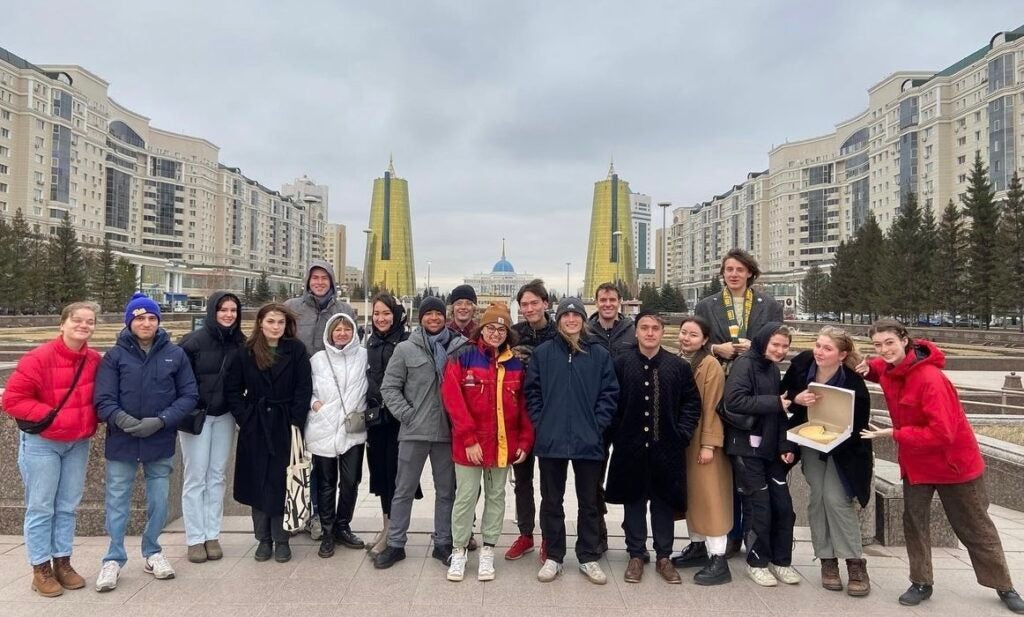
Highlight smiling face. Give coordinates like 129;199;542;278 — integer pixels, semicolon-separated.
677;321;709;355
216;298;239;328
558;312;583;336
331;319;354;348
764;333;791;363
596;289;620;321
452;299;475;325
260;310;287;344
813;334;847;371
722;258;751;293
421;310;445;335
871;331;908;365
372;301;394;332
130;313;159;343
481;323;508;349
60;308;96;347
518;291;549;326
308;267;332;297
636;316;663;354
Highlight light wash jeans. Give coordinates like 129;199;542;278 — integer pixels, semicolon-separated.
180;413;235;545
103;457;173;566
17;433;90;566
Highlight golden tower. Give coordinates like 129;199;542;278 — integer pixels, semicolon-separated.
364;157;415;298
583;161;636;298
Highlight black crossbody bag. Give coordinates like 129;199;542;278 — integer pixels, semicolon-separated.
17;356;87;434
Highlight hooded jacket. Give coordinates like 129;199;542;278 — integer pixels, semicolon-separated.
380;326;469;442
440;339;535;467
586;312;636;357
3;336;101;442
864;338;984;485
366;301;410;425
305;313;369;458
178;291;244;417
722;321;792;459
285;259;355;355
94;328;199;462
524;334;619;460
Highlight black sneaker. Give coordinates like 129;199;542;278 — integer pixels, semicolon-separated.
898;583;933;606
254;541;272;562
694;554;732;586
672;542;709;568
318;536;335;558
431;543;453;566
274;542;291;563
373;546;406;569
999;589;1024;614
335;528;365;549
723;537;743;559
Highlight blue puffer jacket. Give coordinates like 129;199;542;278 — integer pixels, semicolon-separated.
524;334;619;461
94;328;198;462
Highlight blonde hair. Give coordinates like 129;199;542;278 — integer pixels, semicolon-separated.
818;325;861;371
60;301;100;324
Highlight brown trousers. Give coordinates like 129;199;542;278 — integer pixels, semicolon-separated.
903;475;1013;590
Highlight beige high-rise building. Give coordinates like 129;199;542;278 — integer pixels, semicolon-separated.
322;222;347;289
0;45;318;302
666;24;1024;310
282;174;328;262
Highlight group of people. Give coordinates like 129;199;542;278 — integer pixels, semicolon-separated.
3;250;1024;613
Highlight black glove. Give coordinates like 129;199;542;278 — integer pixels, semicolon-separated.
113;411;142;431
125;417;164;438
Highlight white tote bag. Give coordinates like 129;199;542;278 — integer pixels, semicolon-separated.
283;425;312;533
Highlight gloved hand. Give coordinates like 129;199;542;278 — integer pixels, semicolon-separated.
113;411;142;431
124;417;164;438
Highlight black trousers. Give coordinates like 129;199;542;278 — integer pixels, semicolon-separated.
733;455;795;568
512;452;536;536
539;457;603;564
313;445;364;535
623;495;675;559
251;508;288;543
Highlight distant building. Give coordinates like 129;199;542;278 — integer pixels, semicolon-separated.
281;175;329;262
630;192;655;289
463;242;535;303
322;223;347;288
583;162;636;297
364;157;415;297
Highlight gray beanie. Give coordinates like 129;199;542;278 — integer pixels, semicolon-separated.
555;297;587;322
419;297;446;321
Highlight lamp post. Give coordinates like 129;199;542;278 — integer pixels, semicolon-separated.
362;228;373;333
658;202;671;288
612;230;624;290
426;259;432;296
565;261;571;297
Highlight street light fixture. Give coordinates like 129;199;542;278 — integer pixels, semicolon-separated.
426;259;432;296
362;228;373;334
565;261;571;298
657;202;671;288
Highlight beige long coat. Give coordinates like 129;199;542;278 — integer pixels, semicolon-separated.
683;354;734;536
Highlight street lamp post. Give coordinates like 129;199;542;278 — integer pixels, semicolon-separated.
426;259;432;296
658;202;671;288
362;228;373;333
565;261;571;297
612;230;624;290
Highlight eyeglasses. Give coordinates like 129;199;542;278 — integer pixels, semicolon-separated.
482;324;507;335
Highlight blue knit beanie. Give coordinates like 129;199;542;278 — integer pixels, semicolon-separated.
124;292;161;326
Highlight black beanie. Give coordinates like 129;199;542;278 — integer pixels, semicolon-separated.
419;297;446;321
449;284;477;305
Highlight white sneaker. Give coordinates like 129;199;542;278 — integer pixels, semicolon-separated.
537;559;563;582
95;560;120;592
447;548;467;582
769;563;801;585
747;564;778;587
478;545;495;581
578;561;607;585
144;553;175;580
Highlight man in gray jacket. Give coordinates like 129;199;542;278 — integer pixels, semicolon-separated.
375;297;468;569
285;259;356;355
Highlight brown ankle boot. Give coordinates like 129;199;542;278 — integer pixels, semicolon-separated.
820;558;842;591
32;562;63;597
846;558;870;597
52;556;85;590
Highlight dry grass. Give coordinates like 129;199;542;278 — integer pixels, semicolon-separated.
975;424;1024;446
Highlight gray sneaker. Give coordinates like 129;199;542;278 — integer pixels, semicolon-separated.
144;553;175;580
579;561;607;585
308;517;323;541
537;559;563;582
95;560;120;592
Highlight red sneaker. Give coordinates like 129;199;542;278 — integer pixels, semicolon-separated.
504;535;534;561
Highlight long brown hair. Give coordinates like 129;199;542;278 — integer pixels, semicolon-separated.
247;303;297;371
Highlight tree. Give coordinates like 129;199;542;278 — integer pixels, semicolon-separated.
933;199;968;324
47;216;89;307
996;171;1024;328
90;238;120;312
8;209;37;313
111;258;139;312
918;202;938;318
0;213;12;312
800;265;829;320
825;240;854;320
962;154;1001;328
880;192;928;320
659;282;687;312
638;283;661;311
845;214;884;320
252;271;272;304
242;278;254;305
275;283;290;302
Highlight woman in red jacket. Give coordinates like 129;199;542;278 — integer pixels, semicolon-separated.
858;319;1023;614
440;302;534;583
2;301;102;598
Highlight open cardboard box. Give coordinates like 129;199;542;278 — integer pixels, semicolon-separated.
786;382;853;453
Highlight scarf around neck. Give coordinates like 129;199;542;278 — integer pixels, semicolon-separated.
426;327;452;378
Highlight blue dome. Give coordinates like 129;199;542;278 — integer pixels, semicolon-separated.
492;259;515;273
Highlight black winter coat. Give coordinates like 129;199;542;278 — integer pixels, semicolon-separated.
586;313;637;358
605;348;701;510
723;322;794;460
366;320;410;425
226;338;312;515
511;314;558;368
178;291;244;417
781;350;874;507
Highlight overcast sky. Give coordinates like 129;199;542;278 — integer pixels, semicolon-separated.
3;1;1022;294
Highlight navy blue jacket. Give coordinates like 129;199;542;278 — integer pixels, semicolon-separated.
525;334;619;461
94;328;198;462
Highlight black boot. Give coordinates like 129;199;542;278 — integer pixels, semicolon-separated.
254;541;272;562
431;543;453;566
335;527;365;549
274;542;291;563
999;589;1024;614
898;583;933;606
694;554;732;586
671;542;709;568
318;535;335;558
373;545;406;569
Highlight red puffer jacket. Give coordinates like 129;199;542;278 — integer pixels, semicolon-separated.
2;336;101;441
865;338;984;484
441;341;534;467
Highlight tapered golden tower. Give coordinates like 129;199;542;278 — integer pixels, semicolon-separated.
583;161;636;297
364;157;415;297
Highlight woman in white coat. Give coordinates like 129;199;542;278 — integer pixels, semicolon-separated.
306;312;368;558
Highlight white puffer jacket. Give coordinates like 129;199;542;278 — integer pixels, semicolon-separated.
305;312;368;457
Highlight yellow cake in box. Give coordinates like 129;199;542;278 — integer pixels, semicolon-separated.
797;424;840;444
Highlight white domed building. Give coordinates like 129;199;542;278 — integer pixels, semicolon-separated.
463;242;536;303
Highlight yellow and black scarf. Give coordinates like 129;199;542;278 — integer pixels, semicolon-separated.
722;288;753;340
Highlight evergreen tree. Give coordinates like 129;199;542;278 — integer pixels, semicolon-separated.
881;192;927;320
242;278;254;305
275;283;290;302
919;202;938;318
90;238;120;312
800;264;829;319
638;283;661;311
0;213;12;313
659;282;687;312
253;271;272;304
707;276;722;296
112;258;139;312
8;210;34;313
849;214;885;320
962;154;1001;328
824;240;854;319
48;216;89;307
933;199;968;325
996;172;1024;328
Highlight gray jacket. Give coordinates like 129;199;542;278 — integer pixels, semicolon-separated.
284;259;355;354
380;327;468;443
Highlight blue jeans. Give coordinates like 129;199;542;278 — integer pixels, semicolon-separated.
103;457;173;566
17;433;90;566
180;413;235;545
